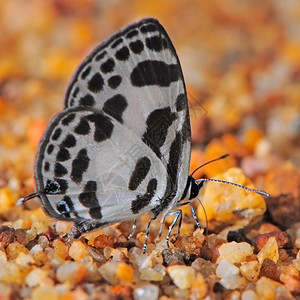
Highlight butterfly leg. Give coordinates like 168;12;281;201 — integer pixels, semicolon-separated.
178;201;201;228
143;216;157;253
127;219;137;240
158;215;167;237
165;209;182;247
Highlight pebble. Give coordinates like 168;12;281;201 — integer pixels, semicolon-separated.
31;285;59;300
133;284;159;300
25;268;48;287
68;240;89;261
98;262;134;285
190;273;208;299
255;276;282;299
139;267;164;281
217;241;253;263
216;259;246;289
240;260;260;282
167;265;196;289
241;289;259;300
53;239;69;260
257;237;279;265
56;261;88;285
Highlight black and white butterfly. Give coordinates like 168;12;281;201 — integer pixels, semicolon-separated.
19;18;268;251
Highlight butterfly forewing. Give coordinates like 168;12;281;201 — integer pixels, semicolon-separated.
35;18;191;236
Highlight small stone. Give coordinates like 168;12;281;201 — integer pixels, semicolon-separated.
240;260;260;282
139;268;164;281
93;234;116;248
55;221;72;236
190;273;208;300
167;265;196;289
280;273;300;294
256;276;282;300
259;258;280;281
257;237;279;265
216;259;246;289
217;241;253;263
256;231;290;251
25;268;49;287
98;262;134;285
15;252;34;267
69;240;88;261
31;285;59;300
53;239;69;260
38;235;49;249
133;284;159;300
56;261;88;284
241;289;259;300
6;241;28;260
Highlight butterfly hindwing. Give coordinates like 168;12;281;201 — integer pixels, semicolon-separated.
36;107;168;223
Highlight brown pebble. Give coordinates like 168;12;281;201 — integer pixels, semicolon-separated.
15;228;28;245
94;234;116;249
162;249;190;266
266;194;300;230
259;258;280;282
0;225;15;248
256;231;290;251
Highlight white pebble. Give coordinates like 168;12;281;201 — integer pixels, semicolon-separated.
133;284;159;300
216;259;246;289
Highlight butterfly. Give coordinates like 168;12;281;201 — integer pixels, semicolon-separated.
19;18;268;251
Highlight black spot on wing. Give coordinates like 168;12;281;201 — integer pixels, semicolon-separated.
103;94;127;123
111;38;123;48
45;179;61;194
131;60;181;87
131;178;157;214
71;148;89;183
146;36;166;52
101;58;115;73
47;144;54;154
72;87;79;98
56;147;70;162
182;108;191;142
54;162;68;178
79;181;102;219
140;23;157;33
95;51;106;61
61;134;76;148
129;40;144;54
128;157;151;191
87;112;114;142
142;108;177;158
44;161;50;172
115;46;130;61
88;73;104;93
74;117;90;135
108;75;122;89
55;178;68;194
56;196;78;219
62;113;75;126
126;29;138;38
52;128;62;141
79;94;95;106
81;66;91;80
176;94;187;112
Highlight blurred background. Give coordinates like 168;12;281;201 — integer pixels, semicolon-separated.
0;0;299;204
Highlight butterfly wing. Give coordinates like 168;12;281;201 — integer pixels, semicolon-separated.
64;18;191;216
35;107;169;233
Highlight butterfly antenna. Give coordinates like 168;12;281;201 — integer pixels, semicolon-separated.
191;153;230;176
16;192;40;206
196;178;270;197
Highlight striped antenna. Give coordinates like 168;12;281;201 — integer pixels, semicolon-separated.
196;178;270;197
